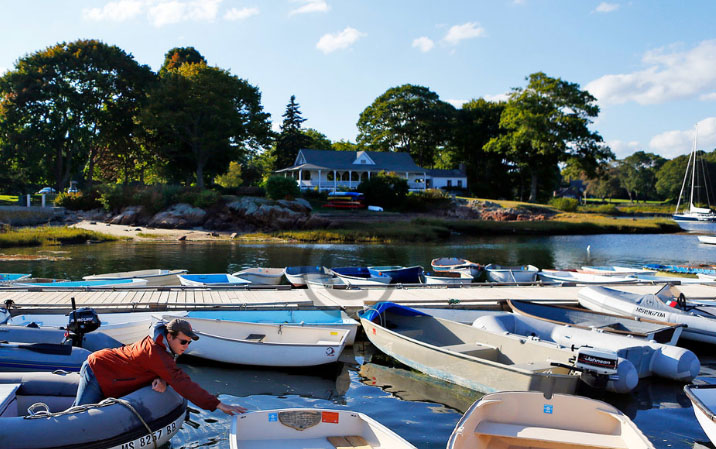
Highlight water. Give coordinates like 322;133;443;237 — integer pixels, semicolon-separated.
2;232;716;448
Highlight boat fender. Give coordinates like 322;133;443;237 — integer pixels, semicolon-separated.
649;344;700;382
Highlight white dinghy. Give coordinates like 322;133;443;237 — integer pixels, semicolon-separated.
447;390;655;449
684;383;716;446
163;315;349;366
232;267;285;285
538;270;638;285
83;268;187;286
230;408;417;449
484;264;539;283
421;271;474;285
578;285;716;344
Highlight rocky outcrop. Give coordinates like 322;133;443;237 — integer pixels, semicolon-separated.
110;206;148;225
440;200;549;222
147;203;207;229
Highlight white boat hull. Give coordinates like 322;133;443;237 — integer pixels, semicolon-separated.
230;409;417;449
685;385;716;446
232;268;284;285
83;269;186;287
448;391;655;449
485;265;538;283
168;315;348;366
698;235;716;245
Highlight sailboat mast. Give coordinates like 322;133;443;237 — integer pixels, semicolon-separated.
689;129;697;209
675;149;692;214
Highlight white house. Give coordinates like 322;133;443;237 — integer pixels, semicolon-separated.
275;149;468;192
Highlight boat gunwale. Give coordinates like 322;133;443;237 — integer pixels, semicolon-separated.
684;384;716;423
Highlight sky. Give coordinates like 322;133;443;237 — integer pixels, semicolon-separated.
2;0;716;160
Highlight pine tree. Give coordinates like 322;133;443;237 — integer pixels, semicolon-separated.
274;95;311;169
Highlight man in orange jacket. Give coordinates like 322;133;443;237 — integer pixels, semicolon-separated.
73;318;245;415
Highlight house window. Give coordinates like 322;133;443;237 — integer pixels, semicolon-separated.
447;180;452;187
457;179;462;187
303;171;311;180
361;160;366;164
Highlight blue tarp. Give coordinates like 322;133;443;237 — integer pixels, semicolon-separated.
359;302;428;323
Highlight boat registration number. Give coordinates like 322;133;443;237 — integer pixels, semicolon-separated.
112;416;182;449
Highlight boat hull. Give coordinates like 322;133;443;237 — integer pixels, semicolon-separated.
83;269;187;287
230;409;417;449
684;384;716;446
232;268;284;285
485;264;538;283
170;315;348;366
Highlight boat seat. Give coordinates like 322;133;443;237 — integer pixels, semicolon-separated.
327;435;373;449
475;421;629;448
398;329;424;338
510;361;557;373
441;343;498;360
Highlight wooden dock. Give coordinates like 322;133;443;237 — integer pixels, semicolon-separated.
3;283;714;316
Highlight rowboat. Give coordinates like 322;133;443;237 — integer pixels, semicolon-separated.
178;273;251;287
360;302;611;395
82;268;187;286
579;266;656;276
507;299;684;344
367;265;423;284
185;309;359;345
283;266;326;287
421;271;474;285
229;408;417;449
164;315;348;366
644;263;716;276
698;235;716;245
329;267;392;286
431;258;482;277
538;270;638;285
0;273;30;282
578;285;716;344
12;279;148;288
484;264;539;283
473;311;697;384
447;391;655;449
232;267;284;285
684;383;716;446
0;371;186;449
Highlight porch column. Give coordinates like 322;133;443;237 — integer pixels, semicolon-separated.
406;172;409;189
298;169;302;189
423;172;427;190
368;171;371;180
318;170;321;191
349;170;352;189
334;170;337;191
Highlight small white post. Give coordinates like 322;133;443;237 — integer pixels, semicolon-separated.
26;194;31;207
318;170;321;191
298;169;302;189
41;194;46;208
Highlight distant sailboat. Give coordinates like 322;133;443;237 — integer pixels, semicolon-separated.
673;127;716;221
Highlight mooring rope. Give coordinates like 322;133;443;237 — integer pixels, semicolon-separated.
25;397;158;449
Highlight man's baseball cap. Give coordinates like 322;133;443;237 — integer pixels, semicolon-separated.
166;318;199;341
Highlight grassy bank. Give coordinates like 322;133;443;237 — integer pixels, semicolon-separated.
241;214;680;244
0;226;120;248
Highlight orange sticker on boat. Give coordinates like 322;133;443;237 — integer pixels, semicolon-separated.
322;411;339;423
372;328;376;334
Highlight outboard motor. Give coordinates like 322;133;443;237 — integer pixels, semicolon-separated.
572;347;638;394
66;297;101;347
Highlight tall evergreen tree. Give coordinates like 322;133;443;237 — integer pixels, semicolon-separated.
274;95;311;169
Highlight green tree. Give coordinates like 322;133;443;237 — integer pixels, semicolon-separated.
159;46;207;76
142;62;272;189
332;140;362;152
585;164;622;202
357;171;409;209
0;39;155;190
447;98;508;197
274;95;311;170
215;161;243;188
485;72;612;202
617;151;665;202
302;128;333;150
356;84;455;167
265;175;300;200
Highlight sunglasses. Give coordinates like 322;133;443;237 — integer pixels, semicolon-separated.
173;336;191;346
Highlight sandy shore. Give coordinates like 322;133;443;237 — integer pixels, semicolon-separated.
70;220;236;241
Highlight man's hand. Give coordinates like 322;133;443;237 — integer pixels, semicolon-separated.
151;378;167;393
217;402;247;415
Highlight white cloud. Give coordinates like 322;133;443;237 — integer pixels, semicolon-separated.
586;40;716;106
290;0;329;15
83;0;224;27
443;22;486;45
700;92;716;101
649;117;716;158
607;139;641;159
316;27;365;54
412;37;434;53
446;99;468;108
82;0;144;22
224;6;258;20
484;92;510;103
594;2;619;13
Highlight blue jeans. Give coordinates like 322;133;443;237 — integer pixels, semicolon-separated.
73;360;104;406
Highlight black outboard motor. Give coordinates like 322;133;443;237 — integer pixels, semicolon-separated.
66;297;101;347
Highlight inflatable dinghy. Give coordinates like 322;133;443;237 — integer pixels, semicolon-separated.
0;371;186;449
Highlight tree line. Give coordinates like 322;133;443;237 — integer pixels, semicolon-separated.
0;39;709;204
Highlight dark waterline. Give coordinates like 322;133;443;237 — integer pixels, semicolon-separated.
1;233;716;448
